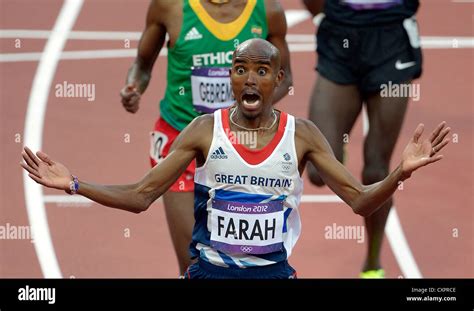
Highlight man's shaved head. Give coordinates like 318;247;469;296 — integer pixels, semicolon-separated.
233;38;281;70
230;38;284;119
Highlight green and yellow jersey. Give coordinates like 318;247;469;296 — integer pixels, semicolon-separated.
160;0;268;131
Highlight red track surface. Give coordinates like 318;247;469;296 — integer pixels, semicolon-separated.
1;0;472;278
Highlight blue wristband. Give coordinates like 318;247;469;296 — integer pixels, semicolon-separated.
69;175;79;195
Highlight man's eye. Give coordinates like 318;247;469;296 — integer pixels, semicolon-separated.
258;68;267;76
236;67;245;74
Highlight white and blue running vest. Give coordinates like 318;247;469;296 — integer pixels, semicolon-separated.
191;108;304;268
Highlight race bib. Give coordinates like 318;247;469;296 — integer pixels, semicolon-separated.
210;199;284;255
341;0;402;10
191;67;234;113
149;130;168;164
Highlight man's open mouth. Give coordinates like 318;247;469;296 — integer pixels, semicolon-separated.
241;92;261;109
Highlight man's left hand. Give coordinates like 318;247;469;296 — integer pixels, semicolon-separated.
400;122;450;179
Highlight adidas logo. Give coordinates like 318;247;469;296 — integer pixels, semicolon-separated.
184;27;203;41
210;147;228;160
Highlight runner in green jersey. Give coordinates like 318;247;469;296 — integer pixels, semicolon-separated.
120;0;292;276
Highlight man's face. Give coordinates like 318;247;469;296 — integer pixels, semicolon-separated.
230;43;283;118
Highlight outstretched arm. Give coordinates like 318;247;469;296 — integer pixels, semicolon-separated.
298;120;450;217
21;116;211;213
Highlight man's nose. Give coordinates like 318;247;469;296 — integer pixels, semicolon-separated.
245;70;257;86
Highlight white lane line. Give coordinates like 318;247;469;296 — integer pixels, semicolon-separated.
23;0;83;278
0;43;315;62
0;29;310;41
362;106;423;278
0;29;53;39
284;10;312;28
288;43;315;52
1;52;44;62
0;29;141;40
2;29;473;48
0;44;309;62
43;195;93;204
1;36;473;62
0;49;142;62
4;34;473;62
284;35;474;49
301;195;343;203
385;207;423;278
421;36;474;48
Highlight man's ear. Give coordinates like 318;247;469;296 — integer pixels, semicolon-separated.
275;68;284;87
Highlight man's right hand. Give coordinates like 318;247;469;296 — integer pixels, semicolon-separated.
120;84;141;113
21;147;72;191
